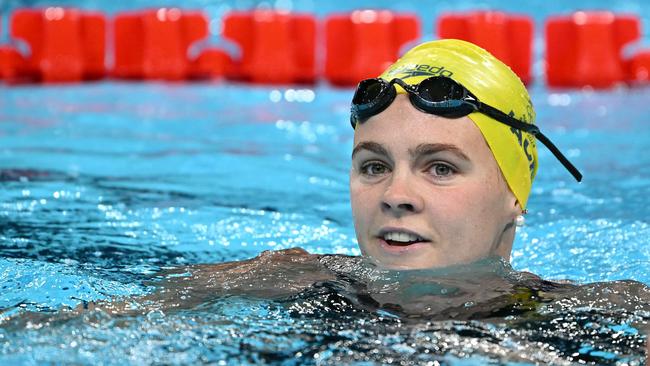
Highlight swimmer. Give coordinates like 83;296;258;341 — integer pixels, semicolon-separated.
3;41;649;364
348;39;581;270
122;38;584;301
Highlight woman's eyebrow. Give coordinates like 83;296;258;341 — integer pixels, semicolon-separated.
351;141;389;159
410;143;470;161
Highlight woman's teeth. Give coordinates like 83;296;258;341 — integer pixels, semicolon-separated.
383;232;423;243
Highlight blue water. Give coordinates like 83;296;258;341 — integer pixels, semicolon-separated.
1;80;649;365
2;82;649;278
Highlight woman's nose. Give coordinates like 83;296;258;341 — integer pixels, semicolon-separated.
381;171;424;216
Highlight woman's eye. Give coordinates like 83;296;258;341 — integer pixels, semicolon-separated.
428;163;455;177
361;162;389;176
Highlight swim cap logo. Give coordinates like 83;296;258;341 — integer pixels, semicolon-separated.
507;110;537;180
388;64;454;79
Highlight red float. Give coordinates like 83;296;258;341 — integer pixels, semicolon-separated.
222;10;316;84
545;11;641;88
9;8;43;81
189;49;232;80
0;48;27;81
628;50;650;83
437;11;533;84
112;12;144;79
80;12;106;80
0;17;22;81
113;9;228;81
5;7;106;83
41;7;84;82
325;10;420;86
141;8;188;80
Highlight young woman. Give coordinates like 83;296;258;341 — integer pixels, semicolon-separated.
46;39;588;310
348;39;581;269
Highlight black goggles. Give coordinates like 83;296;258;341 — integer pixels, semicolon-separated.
350;77;582;182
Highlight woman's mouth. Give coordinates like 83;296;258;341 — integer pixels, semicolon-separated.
383;231;424;245
377;229;431;253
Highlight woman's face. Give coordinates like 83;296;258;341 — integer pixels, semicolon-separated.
350;95;521;270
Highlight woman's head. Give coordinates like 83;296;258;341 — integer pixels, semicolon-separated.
349;39;537;269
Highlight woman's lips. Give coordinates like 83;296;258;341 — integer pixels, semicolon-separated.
378;237;430;254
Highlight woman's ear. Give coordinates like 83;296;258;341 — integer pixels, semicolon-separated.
506;189;523;220
514;199;523;215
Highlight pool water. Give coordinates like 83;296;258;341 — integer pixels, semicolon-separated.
1;81;649;365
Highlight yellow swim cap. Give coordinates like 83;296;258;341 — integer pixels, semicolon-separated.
378;39;537;209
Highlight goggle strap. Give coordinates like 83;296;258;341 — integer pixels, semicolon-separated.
480;103;583;182
478;103;538;134
392;78;416;92
534;132;583;182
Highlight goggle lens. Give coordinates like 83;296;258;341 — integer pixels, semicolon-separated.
352;79;386;105
416;76;466;102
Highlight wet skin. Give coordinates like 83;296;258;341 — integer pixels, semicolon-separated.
350;94;521;270
2;249;648;366
4;249;649;329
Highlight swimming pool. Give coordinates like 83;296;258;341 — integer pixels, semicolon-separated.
1;79;649;364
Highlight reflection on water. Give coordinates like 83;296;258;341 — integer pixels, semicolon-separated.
2;83;650;364
2;250;648;365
